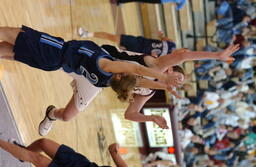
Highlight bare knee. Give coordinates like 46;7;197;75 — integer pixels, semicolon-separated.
0;41;14;59
0;27;22;45
30;153;51;167
36;138;48;146
112;35;120;44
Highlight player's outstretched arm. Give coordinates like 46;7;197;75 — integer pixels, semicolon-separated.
179;44;239;62
108;143;128;167
136;77;181;98
100;59;183;88
155;45;239;70
124;94;169;129
136;77;168;90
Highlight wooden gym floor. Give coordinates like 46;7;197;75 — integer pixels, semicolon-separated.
0;0;142;166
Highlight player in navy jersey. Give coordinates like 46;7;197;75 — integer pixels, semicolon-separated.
101;44;239;74
78;29;176;57
0;25;184;136
111;0;187;10
100;45;240;128
77;28;239;66
38;36;238;133
0;138;127;167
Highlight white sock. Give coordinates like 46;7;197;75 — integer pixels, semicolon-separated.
87;32;94;38
48;109;57;120
78;27;94;38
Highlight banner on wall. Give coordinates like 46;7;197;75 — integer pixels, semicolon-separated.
143;107;174;148
111;109;143;147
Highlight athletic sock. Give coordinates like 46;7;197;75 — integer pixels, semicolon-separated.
87;32;94;38
78;27;94;38
48;108;57;120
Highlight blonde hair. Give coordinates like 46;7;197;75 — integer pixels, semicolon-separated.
110;74;137;102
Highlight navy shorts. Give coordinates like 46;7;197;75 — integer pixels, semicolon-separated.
48;145;98;167
120;34;172;56
13;25;65;71
120;34;149;54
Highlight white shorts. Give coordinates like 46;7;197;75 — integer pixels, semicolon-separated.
68;72;102;112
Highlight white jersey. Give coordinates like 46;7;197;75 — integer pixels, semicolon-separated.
133;87;155;96
67;71;154;111
114;56;156;96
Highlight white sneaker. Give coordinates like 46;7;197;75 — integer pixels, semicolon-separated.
78;27;89;38
38;105;56;136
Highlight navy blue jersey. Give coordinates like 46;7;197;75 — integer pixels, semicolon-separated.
151;40;176;56
102;44;147;66
13;26;113;88
120;35;176;57
62;40;114;87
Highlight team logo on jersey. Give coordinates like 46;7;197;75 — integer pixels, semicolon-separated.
80;66;99;85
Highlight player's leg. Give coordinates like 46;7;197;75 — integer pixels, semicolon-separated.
28;138;95;167
0;27;21;45
51;95;79;121
144;50;185;72
77;28;120;44
54;75;102;121
93;32;121;44
39;75;102;136
0;42;15;60
27;138;61;159
0;138;51;167
38;95;79;136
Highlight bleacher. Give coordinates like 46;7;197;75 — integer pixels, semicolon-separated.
113;1;256;166
134;0;217;98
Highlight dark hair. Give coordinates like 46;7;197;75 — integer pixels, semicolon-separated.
173;65;185;75
110;74;137;102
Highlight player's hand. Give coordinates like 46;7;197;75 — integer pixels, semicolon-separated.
165;72;183;88
151;115;169;129
217;44;239;62
166;86;181;99
108;143;120;153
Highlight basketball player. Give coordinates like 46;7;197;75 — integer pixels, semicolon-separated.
124;66;185;129
0;138;126;167
37;43;238;135
78;29;239;67
78;29;176;57
38;42;238;134
111;0;187;10
0;25;189;134
0;26;238;135
98;45;239;129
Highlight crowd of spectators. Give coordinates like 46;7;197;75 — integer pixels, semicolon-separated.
174;0;256;166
